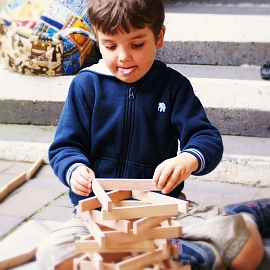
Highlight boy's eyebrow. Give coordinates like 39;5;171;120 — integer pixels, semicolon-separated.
100;33;147;43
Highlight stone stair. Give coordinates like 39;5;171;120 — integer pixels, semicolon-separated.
0;0;270;187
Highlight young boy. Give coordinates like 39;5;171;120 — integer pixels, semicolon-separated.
36;0;269;269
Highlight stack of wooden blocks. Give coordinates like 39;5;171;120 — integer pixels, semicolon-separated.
74;178;191;270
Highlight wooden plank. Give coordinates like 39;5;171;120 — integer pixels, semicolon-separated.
95;179;160;191
78;191;132;213
92;178;112;212
0;172;26;201
89;252;103;270
76;240;155;253
80;210;131;234
85;219;105;247
102;204;179;220
73;254;89;270
161;259;190;270
26;157;43;180
154;239;168;255
132;190;189;214
115;247;171;270
0;247;36;270
79;260;97;270
112;200;149;207
99;253;130;264
100;223;182;243
132;216;172;234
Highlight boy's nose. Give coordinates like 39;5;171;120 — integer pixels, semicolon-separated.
118;48;131;61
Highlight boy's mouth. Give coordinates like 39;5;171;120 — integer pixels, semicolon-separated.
118;66;136;75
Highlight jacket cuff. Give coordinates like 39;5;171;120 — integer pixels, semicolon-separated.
180;148;205;175
66;163;87;186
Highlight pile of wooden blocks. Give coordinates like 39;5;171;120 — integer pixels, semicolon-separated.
74;178;191;270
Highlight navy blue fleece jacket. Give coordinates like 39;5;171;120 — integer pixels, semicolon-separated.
49;60;223;206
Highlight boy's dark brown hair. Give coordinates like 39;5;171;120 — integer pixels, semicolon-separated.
88;0;165;41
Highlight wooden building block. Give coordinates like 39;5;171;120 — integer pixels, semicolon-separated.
79;191;132;213
0;157;43;202
76;239;155;253
132;190;189;214
95;179;160;191
0;172;26;201
26;157;43;180
101;203;179;220
0;247;37;270
74;179;190;270
99;222;182;243
85;219;105;247
132;216;172;234
115;247;171;270
92;179;112;212
80;210;131;233
89;252;103;270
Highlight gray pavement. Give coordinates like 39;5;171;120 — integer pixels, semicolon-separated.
0;160;269;269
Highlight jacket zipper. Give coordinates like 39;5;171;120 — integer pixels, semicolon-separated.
118;87;134;177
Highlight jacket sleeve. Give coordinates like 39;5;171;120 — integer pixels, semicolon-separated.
48;73;94;187
171;77;224;176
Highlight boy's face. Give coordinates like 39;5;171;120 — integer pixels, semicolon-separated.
97;25;165;84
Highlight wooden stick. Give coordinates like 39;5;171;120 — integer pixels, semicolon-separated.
132;216;172;234
95;179;160;191
73;254;90;270
90;224;181;244
115;247;170;270
26;157;43;180
78;190;132;213
81;210;131;233
132;190;189;214
89;252;103;270
101;203;179;220
76;239;155;253
92;179;112;212
84;219;105;247
0;247;36;270
0;172;26;201
0;157;43;201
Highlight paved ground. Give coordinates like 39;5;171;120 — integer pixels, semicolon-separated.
0;160;269;269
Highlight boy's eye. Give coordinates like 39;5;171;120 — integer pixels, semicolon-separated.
105;45;116;50
131;43;144;49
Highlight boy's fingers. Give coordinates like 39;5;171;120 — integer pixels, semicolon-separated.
71;173;92;196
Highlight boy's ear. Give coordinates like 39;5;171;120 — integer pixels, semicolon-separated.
156;25;166;49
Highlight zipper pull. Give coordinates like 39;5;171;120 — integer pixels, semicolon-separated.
129;88;134;99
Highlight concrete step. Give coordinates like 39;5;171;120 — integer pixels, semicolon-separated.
0;124;269;187
157;1;270;66
1;63;269;137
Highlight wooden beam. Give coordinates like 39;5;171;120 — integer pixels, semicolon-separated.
132;216;172;234
78;190;132;213
26;157;43;180
95;179;160;191
101;203;179;220
92;178;112;212
89;252;103;270
100;224;182;243
76;239;155;253
80;210;131;233
132;190;189;214
0;172;26;201
84;219;105;247
115;247;170;270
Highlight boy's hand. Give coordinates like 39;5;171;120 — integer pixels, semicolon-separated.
70;166;95;196
152;152;199;194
